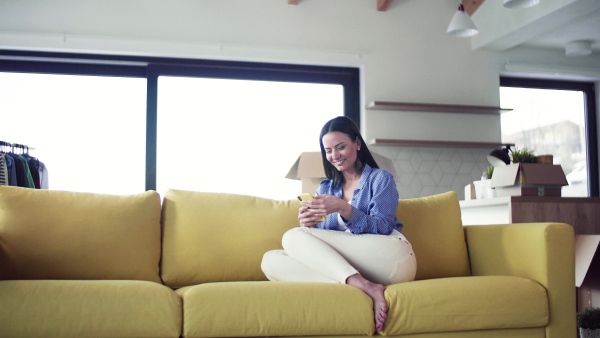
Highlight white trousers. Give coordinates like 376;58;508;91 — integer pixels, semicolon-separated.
261;227;417;286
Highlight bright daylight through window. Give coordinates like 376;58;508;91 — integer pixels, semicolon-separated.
500;86;588;197
0;72;147;195
156;77;343;200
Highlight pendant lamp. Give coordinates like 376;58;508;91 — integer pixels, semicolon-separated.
503;0;540;9
446;4;478;38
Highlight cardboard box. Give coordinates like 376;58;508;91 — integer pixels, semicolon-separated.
286;152;325;194
490;163;568;197
286;151;399;194
576;235;600;312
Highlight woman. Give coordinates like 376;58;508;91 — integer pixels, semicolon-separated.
261;116;416;331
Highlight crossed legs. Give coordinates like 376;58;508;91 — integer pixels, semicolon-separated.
261;227;416;331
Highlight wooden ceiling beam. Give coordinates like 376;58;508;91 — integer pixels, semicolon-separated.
462;0;485;16
377;0;392;11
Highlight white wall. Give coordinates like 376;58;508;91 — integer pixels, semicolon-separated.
0;0;598;198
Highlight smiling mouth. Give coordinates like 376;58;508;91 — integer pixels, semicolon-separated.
332;158;346;166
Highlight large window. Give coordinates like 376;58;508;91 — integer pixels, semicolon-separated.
0;51;360;199
156;77;342;200
500;77;598;197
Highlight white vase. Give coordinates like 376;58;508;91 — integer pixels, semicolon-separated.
580;328;600;338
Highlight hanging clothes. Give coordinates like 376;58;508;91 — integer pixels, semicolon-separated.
12;153;32;188
0;153;7;186
2;152;18;186
39;161;49;189
27;157;41;189
0;141;48;189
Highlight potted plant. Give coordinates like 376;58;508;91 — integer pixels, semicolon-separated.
484;166;494;180
510;147;537;163
577;307;600;338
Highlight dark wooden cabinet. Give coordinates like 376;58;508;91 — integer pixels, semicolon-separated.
460;196;600;234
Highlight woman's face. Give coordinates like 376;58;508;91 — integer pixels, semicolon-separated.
322;131;360;173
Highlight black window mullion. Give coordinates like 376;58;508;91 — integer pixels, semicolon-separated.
145;67;159;191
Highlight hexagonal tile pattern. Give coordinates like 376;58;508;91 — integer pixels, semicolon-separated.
396;159;416;174
418;160;436;173
389;146;493;200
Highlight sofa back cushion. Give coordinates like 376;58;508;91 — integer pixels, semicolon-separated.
0;186;162;283
397;191;471;280
160;189;299;289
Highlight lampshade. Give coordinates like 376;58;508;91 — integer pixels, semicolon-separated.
487;146;511;167
566;40;592;57
503;0;540;9
446;4;478;38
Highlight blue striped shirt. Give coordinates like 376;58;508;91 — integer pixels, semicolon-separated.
316;164;402;235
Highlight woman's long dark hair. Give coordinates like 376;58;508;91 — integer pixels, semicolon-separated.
319;116;379;187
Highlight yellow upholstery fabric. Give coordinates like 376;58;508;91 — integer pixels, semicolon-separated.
0;186;162;283
464;222;576;338
397;191;471;280
161;190;299;288
0;280;181;337
176;281;373;337
383;275;548;335
381;328;545;338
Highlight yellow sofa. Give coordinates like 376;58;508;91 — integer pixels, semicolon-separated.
0;186;576;337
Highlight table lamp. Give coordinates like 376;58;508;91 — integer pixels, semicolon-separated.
487;145;512;167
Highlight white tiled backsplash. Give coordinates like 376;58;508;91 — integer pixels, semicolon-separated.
371;146;495;200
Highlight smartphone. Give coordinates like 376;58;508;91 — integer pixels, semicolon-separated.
297;193;315;202
297;193;325;221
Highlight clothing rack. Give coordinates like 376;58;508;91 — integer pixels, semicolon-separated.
0;141;35;152
0;140;46;189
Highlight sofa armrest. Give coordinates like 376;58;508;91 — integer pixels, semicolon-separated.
464;222;576;338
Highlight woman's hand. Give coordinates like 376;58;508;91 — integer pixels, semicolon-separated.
298;204;325;227
297;194;353;226
312;194;345;216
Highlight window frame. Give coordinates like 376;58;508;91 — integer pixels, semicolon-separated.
0;50;360;192
500;76;598;197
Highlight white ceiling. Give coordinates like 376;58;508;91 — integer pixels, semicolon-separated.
472;0;600;55
523;6;600;52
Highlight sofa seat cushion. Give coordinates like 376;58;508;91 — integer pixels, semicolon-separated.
176;281;374;337
161;190;300;288
0;186;162;282
383;276;549;335
0;280;182;338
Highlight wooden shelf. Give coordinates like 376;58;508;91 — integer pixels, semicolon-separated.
367;101;512;115
368;139;514;148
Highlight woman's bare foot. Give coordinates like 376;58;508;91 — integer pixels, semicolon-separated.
346;274;387;331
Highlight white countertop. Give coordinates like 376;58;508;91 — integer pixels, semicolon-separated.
459;197;512;209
